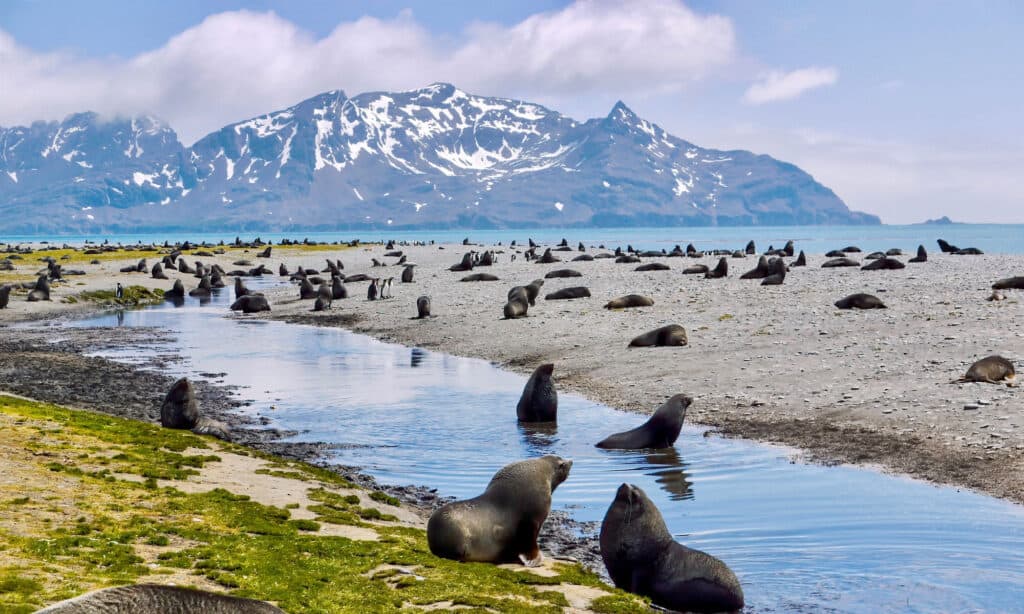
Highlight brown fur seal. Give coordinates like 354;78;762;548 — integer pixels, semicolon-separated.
331;276;348;299
230;295;271;313
835;293;887;309
740;256;769;279
450;252;475;271
504;287;530;319
517;364;557;423
604;294;654;309
615;254;641;264
27;275;50;301
545;286;591;300
992;276;1024;290
572;254;595;262
160;378;231;440
791;250;807;267
629;325;688;347
953;356;1016;385
299;278;317;299
635;262;670;272
682;264;709;275
704;258;728;278
822;257;860;268
163;279;185;302
188;275;212;298
508;280;544;306
401;265;414;283
34;584;285;613
862;257;905;270
461;273;499;282
544;269;583;278
427;455;572;566
233;277;252;299
536;248;560;263
150;262;168;279
600;484;744;613
760;257;786;285
0;284;10;309
908;245;927;263
596;394;692;449
416;295;431;318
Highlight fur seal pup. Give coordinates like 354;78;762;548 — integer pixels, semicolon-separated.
629;325;688;348
704;258;728;279
545;286;591;300
427;455;572;566
953;356;1016;385
460;273;499;282
909;245;928;263
27;275;50;301
822;257;860;268
517;364;558;422
332;276;348;299
230;295;271;313
160;378;231;440
600;484;744;613
150;262;168;279
0;284;10;309
740;256;769;279
835;293;887;309
504;287;530;319
316;283;333;308
992;276;1024;290
188;275;212;298
635;263;670;272
401;265;414;283
34;584;285;613
861;257;905;270
604;294;654;309
299;278;317;300
416;295;431;318
596;394;692;449
545;269;583;278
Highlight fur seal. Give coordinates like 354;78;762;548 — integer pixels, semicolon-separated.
861;257;905;270
536;248;561;264
401;265;414;283
279;263;289;276
315;283;332;309
629;325;688;348
544;269;583;279
635;263;670;272
745;240;756;255
835;293;887;309
992;276;1024;290
517;364;558;422
27;275;51;301
596;395;692;449
416;295;431;318
600;484;744;613
163;279;185;302
822;257;860;268
504;287;530;319
682;264;709;275
299;278;317;300
615;255;641;264
344;273;370;283
188;275;212;298
332;276;348;299
230;295;271;313
604;294;654;309
233;277;252;299
160;378;231;440
760;257;786;285
150;262;168;279
791;250;807;267
909;245;928;263
427;455;572;566
825;250;846;258
953;355;1016;385
507;279;544;306
740;256;769;279
461;273;500;282
572;254;595;262
704;258;728;279
955;247;984;255
450;252;475;272
0;284;10;309
545;286;591;300
937;238;958;253
34;584;285;613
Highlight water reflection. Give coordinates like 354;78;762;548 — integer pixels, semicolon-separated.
410;347;427;368
518;422;558;454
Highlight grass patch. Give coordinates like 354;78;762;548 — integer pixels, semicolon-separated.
77;285;164;307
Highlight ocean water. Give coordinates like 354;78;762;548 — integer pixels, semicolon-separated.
65;281;1024;614
4;223;1023;255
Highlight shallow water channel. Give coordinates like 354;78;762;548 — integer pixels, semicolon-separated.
69;281;1024;613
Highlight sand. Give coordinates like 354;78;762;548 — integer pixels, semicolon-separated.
2;240;1022;504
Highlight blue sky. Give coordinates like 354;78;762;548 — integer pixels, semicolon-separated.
2;0;1021;222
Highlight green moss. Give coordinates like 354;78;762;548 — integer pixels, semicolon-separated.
369;491;401;507
77;285;164;307
589;594;652;613
0;573;43;595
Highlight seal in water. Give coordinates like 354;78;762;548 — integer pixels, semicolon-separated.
230;295;271;313
427;455;572;566
460;273;499;282
416;295;431;318
545;286;591;300
34;584;285;613
604;294;654;309
600;484;744;613
544;269;583;278
234;277;252;300
835;293;887;309
595;394;692;449
704;258;728;278
517;363;557;422
159;378;230;440
0;284;10;309
629;324;688;347
952;355;1016;385
504;286;530;319
163;279;185;302
188;275;212;298
26;275;51;302
992;276;1024;290
635;263;670;272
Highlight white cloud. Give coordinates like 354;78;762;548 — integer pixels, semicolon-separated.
743;66;838;104
0;1;735;144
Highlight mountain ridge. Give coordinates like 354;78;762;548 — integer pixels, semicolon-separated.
0;83;880;233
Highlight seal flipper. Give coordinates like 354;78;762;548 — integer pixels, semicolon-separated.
518;545;543;568
651;576;745;614
191;417;231;441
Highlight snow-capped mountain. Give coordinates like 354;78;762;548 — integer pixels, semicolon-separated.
0;83;879;233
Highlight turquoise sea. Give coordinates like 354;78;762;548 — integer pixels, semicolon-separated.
3;224;1023;255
